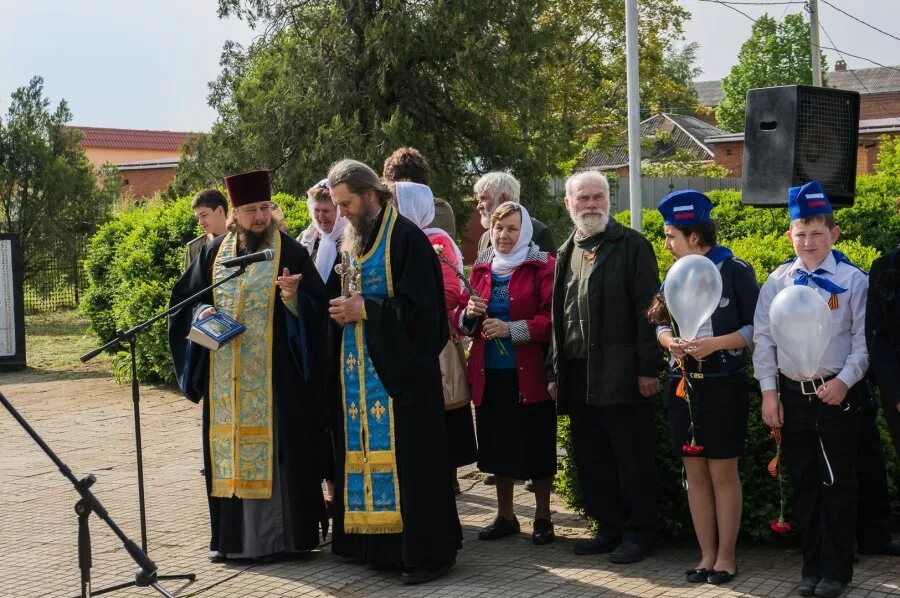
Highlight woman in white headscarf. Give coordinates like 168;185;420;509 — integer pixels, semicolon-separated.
298;178;347;296
394;181;477;492
452;201;557;546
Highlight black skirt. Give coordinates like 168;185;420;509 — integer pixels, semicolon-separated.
663;374;750;459
446;403;477;468
476;369;557;480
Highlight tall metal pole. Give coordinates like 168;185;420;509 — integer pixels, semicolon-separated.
625;0;643;231
809;0;823;86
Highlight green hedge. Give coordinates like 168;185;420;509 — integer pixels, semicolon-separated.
556;189;899;543
81;193;309;382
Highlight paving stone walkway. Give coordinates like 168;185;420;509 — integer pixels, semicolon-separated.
1;369;898;597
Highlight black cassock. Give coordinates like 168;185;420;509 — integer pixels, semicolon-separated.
328;211;462;568
168;231;329;556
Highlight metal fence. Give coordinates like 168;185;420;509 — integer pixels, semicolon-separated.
610;177;743;214
16;220;94;313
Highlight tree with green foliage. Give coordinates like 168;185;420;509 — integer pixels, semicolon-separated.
0;76;118;278
174;0;693;222
641;148;730;178
716;14;827;132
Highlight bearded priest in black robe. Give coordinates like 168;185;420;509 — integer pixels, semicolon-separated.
326;159;461;584
168;170;329;560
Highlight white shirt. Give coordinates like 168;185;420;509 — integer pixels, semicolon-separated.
753;251;869;392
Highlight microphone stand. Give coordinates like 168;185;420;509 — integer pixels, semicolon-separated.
0;391;174;598
78;264;247;595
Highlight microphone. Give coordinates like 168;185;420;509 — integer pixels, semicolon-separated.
220;248;275;269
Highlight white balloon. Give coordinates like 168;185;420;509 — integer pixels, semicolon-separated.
769;285;833;380
664;254;723;342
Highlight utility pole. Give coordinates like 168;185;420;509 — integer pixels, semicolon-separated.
809;0;823;86
625;0;642;231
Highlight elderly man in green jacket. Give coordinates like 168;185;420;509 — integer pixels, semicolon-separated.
548;170;662;565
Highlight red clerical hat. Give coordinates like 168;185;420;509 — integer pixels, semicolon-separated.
224;170;271;207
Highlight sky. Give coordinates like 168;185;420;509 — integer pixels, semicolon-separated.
1;1;898;133
681;0;899;81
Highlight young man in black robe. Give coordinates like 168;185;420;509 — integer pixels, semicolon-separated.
168;170;329;560
326;159;461;584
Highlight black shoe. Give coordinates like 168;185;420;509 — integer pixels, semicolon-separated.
532;519;555;545
483;473;496;485
609;541;649;564
209;553;227;563
478;515;520;540
574;534;620;555
814;579;847;598
707;568;737;585
685;568;709;583
400;560;455;585
798;577;820;596
524;479;535;492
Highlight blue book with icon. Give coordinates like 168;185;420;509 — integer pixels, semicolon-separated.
187;312;245;351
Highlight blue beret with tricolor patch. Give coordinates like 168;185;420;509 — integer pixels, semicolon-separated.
657;190;713;225
788;180;832;221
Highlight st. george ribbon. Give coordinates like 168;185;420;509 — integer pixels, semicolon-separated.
220;248;275;269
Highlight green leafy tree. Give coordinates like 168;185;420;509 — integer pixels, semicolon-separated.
640;148;731;178
716;14;827;132
0;76;117;278
657;42;702;117
176;0;692;219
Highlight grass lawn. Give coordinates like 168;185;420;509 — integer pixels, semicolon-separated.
23;309;111;373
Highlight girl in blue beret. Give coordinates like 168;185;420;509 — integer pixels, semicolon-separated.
647;190;760;585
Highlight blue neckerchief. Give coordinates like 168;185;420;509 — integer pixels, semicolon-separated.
705;244;734;265
790;249;860;294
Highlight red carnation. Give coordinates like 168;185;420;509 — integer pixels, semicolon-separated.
682;443;704;456
771;517;792;534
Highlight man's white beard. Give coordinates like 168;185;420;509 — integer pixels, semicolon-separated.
479;211;491;229
570;210;609;238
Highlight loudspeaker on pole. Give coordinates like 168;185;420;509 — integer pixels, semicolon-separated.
741;85;860;208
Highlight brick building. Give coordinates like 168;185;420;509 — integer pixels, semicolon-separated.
72;126;192;197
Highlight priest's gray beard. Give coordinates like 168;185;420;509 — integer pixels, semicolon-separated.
341;213;379;258
230;219;277;254
570;209;610;239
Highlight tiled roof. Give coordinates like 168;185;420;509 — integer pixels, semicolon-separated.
693;65;900;108
71;126;192;151
573;113;729;171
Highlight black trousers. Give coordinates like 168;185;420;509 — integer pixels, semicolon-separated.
781;383;862;583
569;398;657;548
856;384;893;552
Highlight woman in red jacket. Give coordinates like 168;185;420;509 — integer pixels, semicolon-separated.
454;202;557;545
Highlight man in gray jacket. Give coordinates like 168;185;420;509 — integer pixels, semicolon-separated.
548;170;661;564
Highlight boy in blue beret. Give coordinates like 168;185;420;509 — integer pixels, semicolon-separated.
753;181;869;597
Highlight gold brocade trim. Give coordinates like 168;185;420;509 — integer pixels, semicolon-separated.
208;232;281;500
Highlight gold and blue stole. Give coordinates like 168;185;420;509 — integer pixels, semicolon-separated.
341;204;403;534
208;231;281;499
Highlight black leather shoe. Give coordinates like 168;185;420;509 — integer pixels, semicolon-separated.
400;560;455;585
209;553;227;563
483;473;496;485
798;577;820;596
478;515;520;540
685;568;709;583
573;534;620;555
532;519;555;545
707;568;737;585
609;541;649;564
814;579;847;598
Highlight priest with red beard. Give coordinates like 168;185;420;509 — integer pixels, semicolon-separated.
326;159;461;584
168;170;329;561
